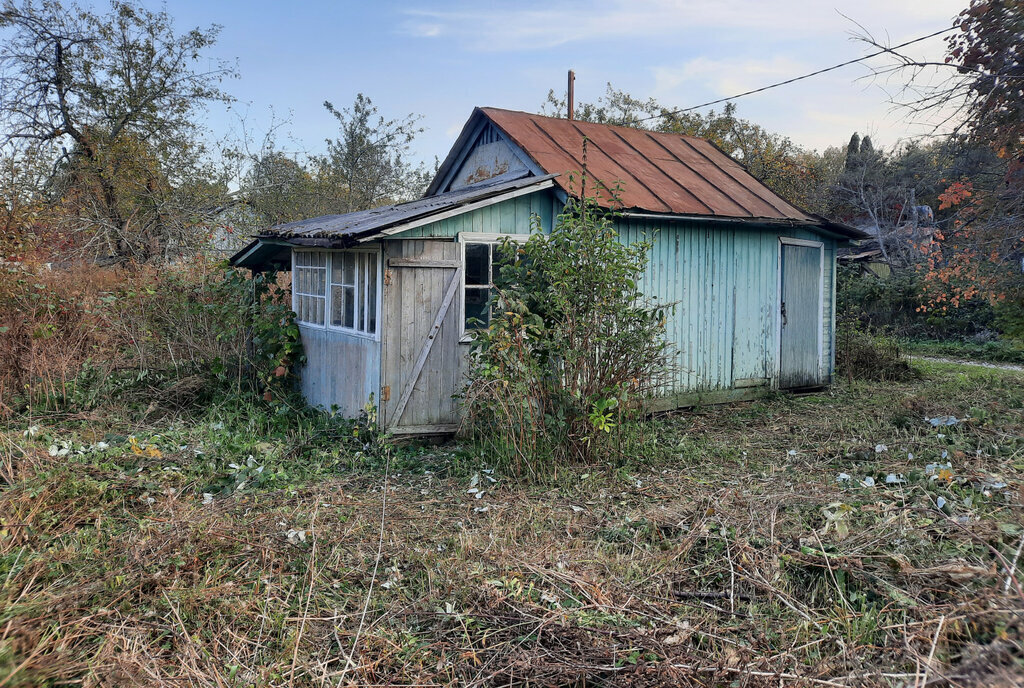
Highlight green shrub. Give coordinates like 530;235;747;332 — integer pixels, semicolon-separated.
463;195;671;477
0;260;303;416
837;265;998;340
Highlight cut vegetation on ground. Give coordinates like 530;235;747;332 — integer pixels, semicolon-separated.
1;360;1023;686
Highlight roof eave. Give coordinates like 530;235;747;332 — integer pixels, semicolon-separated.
619;210;869;242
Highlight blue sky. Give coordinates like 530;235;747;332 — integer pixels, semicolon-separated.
158;0;964;165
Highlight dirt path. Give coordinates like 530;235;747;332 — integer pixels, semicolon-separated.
910;355;1024;372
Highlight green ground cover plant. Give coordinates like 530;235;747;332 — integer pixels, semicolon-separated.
1;360;1022;686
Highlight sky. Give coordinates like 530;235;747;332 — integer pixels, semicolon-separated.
152;0;966;166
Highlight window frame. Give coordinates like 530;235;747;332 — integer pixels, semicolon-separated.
291;249;328;327
291;248;382;340
458;232;521;340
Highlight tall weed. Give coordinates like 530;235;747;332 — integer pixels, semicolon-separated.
0;259;301;416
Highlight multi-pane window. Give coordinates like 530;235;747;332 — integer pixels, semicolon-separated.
293;251;327;326
464;242;510;330
330;252;377;334
293;250;378;336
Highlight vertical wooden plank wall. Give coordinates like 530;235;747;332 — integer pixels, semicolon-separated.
615;218;837;396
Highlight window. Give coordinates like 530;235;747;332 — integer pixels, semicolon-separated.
463;241;511;331
293;250;327;326
293;250;379;336
330;251;377;334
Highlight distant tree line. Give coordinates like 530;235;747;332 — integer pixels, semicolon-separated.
0;0;1019;334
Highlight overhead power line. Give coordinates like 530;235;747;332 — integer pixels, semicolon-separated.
637;26;957;122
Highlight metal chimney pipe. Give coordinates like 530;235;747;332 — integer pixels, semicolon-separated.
567;69;575;120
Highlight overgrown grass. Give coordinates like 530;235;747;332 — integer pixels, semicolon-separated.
1;362;1023;686
836;322;917;382
904;337;1024;365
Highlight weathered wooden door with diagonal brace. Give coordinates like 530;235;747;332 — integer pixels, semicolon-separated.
380;240;464;434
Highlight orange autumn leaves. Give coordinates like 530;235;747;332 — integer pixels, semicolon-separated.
916;179;1017;313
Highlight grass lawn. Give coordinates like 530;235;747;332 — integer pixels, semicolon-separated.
902;339;1024;366
1;360;1022;686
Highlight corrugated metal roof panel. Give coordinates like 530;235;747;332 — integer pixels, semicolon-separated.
480;107;817;223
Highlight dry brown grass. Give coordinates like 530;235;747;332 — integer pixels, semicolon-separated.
1;360;1022;686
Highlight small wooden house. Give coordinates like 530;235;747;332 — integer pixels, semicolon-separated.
231;108;867;435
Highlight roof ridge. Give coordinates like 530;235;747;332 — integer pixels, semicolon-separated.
479;106;707;142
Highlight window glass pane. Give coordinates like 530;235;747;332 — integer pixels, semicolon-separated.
366;253;377;334
465;243;489;286
330;285;344;327
331;253;343;284
315;297;324;325
357;254;366;332
343;253;356;285
343;286;355;328
464;287;490;329
491;243;512;283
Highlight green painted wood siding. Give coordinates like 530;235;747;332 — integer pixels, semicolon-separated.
615;218;836;395
395;192;557;238
390;188;837;397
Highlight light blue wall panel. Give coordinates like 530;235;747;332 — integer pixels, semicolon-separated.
297;326;380;417
393;191;558;239
614;218;838;396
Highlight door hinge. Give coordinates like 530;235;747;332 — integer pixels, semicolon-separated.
384;268;393;286
381;385;390;402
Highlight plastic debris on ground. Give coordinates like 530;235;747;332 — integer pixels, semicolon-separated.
925;415;966;427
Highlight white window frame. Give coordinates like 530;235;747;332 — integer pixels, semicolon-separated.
291;248;382;341
458;232;522;340
291;249;328;327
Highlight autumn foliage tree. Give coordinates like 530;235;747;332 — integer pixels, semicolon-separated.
913;1;1024;330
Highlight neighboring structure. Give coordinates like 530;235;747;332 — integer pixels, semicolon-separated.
232;108;867;435
838;211;937;278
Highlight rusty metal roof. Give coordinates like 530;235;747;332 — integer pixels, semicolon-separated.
472;108;863;238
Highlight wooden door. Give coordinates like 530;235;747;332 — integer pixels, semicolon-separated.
779;242;822;389
380;240;464;434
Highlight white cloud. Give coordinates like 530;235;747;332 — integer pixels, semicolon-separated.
407;22;444;38
652;55;811;99
398;0;964;52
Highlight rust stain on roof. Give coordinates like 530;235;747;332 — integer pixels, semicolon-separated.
480;107;816;223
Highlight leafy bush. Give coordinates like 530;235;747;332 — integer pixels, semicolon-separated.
838;265;993;338
463;196;671;476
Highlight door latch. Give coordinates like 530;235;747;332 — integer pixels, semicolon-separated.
381;385;390;402
781;301;788;327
